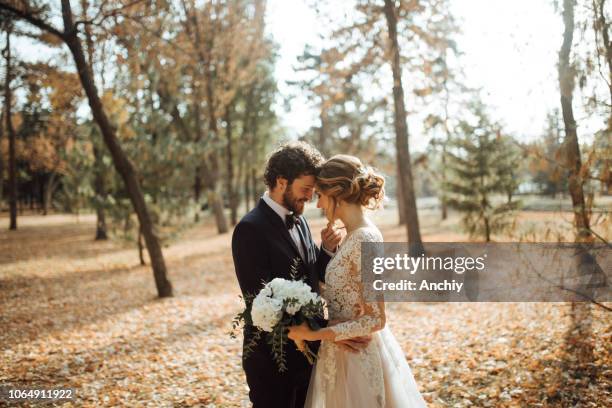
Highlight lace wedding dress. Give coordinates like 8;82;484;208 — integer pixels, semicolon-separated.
305;226;428;408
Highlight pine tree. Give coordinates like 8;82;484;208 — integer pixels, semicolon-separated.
443;101;521;242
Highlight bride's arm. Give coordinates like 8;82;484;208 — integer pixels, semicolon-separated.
289;232;386;342
290;292;385;342
328;297;386;341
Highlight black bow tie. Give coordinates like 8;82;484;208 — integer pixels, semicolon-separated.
285;213;300;229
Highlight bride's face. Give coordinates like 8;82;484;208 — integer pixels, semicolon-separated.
315;189;337;223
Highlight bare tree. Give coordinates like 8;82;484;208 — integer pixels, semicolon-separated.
79;0;107;240
0;99;4;206
558;0;592;243
0;0;172;297
383;0;423;254
3;25;17;230
559;0;596;369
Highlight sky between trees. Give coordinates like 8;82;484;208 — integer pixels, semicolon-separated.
268;0;605;151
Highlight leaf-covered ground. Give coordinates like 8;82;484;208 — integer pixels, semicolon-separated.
0;210;610;407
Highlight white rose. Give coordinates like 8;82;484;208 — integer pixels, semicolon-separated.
256;278;321;320
251;292;282;332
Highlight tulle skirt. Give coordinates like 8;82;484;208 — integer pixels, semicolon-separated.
305;326;428;408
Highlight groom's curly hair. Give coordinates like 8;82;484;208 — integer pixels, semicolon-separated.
264;141;324;189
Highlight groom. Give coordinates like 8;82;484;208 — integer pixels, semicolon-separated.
232;142;363;407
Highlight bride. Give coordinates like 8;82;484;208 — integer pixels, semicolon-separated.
288;154;428;408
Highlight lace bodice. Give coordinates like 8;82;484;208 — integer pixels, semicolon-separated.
323;226;385;340
318;225;387;406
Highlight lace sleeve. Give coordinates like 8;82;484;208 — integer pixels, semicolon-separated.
329;229;386;341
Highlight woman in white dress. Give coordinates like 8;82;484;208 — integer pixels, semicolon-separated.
288;154;428;408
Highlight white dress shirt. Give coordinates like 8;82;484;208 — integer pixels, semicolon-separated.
262;191;336;262
262;191;307;261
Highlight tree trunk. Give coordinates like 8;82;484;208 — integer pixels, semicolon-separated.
43;172;59;215
0;106;4;206
204;84;228;233
441;144;448;220
4;28;16;230
192;77;204;224
194;167;202;222
30;178;36;211
197;109;226;234
208;188;228;232
200;155;228;232
383;0;423;254
560;0;595;369
95;205;108;240
441;54;450;221
93;145;108;240
234;91;253;221
559;0;592;243
183;1;228;234
242;87;258;213
396;176;406;225
244;168;251;211
60;0;172;297
251;168;258;203
188;72;226;232
224;104;238;226
81;0;106;240
138;225;145;266
235;150;246;220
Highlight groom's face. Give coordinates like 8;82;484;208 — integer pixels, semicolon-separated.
282;175;315;215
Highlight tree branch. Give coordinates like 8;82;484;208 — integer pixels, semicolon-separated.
0;1;65;41
520;246;612;312
510;137;610;185
73;0;148;29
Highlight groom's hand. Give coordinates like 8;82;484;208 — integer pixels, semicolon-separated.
321;222;343;252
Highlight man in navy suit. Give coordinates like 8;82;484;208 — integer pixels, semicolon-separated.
232;142;362;407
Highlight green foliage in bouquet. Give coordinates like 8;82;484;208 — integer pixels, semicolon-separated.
230;258;325;372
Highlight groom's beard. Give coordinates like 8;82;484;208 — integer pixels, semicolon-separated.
283;187;307;215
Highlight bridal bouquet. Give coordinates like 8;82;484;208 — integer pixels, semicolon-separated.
231;260;325;372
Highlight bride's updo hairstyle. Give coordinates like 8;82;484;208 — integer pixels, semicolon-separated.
316;154;385;211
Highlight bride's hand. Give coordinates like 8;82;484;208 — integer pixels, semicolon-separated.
321;222;343;252
288;322;315;342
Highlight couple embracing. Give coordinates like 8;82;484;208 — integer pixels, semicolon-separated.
232;141;427;408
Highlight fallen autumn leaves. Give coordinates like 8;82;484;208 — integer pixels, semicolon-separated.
0;213;610;407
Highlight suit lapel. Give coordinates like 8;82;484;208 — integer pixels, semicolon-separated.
257;199;304;262
257;199;321;291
